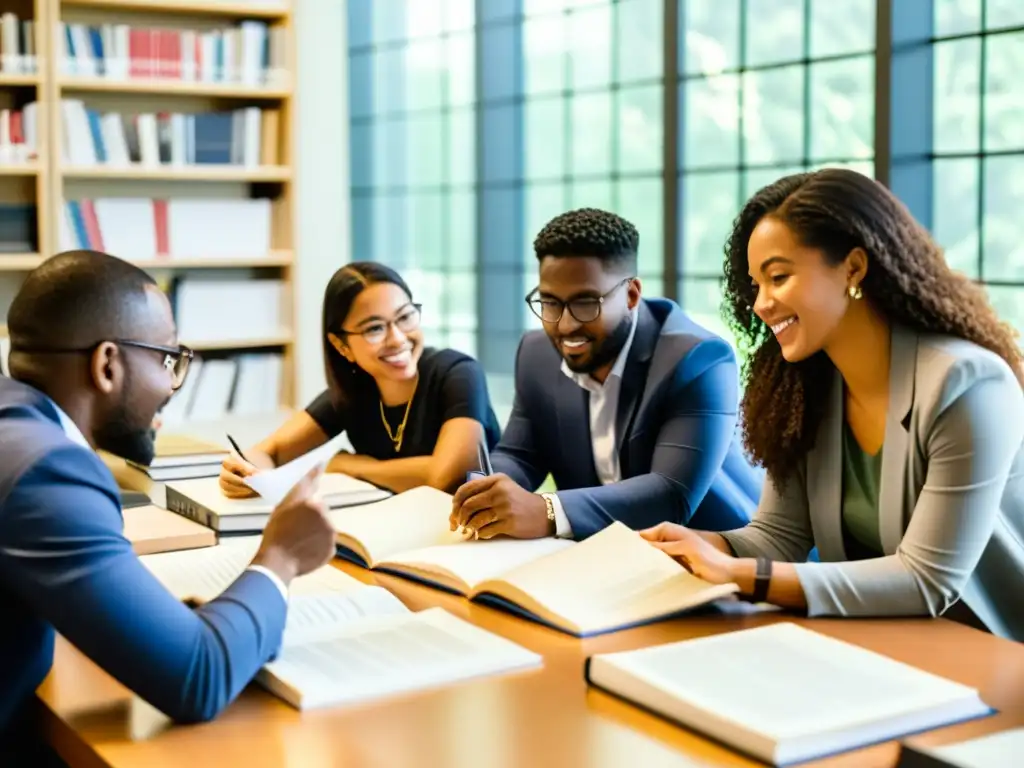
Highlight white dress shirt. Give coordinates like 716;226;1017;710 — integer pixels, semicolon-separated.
51;401;288;602
548;309;639;537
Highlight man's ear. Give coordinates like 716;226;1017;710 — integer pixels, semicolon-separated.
89;342;121;394
626;277;643;310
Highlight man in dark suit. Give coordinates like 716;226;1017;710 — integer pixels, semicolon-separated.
450;208;762;541
0;250;336;764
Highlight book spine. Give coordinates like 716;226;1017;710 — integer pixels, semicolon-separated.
165;485;218;530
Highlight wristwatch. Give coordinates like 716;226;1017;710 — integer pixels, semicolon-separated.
539;493;556;534
742;556;772;603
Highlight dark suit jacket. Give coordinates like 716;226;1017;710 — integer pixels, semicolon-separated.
492;298;763;539
0;377;287;750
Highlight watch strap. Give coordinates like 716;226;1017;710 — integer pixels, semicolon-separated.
749;555;772;603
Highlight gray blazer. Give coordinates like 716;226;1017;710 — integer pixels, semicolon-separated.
722;325;1024;642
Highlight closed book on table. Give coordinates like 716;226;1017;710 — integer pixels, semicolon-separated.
584;622;994;766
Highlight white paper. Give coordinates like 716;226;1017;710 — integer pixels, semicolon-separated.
242;431;351;506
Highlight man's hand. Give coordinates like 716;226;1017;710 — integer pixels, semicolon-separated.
449;473;553;540
219;454;260;499
639;522;739;585
252;465;336;584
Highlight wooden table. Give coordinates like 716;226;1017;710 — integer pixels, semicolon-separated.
34;558;1024;768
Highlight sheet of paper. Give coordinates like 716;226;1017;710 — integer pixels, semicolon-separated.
923;727;1024;768
140;536;262;602
261;607;542;709
242;431;351;506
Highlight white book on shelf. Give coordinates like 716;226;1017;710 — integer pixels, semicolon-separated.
140;538;542;711
585;622;994;766
94;198;158;259
187;359;237;422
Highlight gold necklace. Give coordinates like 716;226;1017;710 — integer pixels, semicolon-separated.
379;376;418;453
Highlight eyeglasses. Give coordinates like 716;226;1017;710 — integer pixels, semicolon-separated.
525;279;632;324
13;339;194;390
340;304;422;346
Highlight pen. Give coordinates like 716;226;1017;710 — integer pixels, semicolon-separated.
226;434;249;463
478;437;493;476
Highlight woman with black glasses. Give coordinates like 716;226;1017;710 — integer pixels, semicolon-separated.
219;262;501;497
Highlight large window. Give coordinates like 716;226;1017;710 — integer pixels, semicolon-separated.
677;0;875;344
521;0;664;333
346;0;1024;396
930;0;1024;329
347;0;477;355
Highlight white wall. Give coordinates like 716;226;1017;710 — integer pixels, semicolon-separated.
293;0;350;405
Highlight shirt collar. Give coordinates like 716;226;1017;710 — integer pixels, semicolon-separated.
50;399;90;448
561;306;639;391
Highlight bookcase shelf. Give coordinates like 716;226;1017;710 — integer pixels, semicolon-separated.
61;0;290;19
62;164;292;181
0;74;41;87
59;77;293;99
0;0;298;426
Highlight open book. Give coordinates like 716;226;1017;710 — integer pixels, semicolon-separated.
328;486;739;636
139;539;542;711
585;623;994;766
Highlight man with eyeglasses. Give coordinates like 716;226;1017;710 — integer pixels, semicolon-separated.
451;208;763;541
0;250;336;765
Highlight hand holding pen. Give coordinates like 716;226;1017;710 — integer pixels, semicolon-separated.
219;433;260;499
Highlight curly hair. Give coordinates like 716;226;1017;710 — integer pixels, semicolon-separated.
723;168;1023;489
534;207;639;272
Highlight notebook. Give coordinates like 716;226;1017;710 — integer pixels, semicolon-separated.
139;539;543;711
584;622;994;766
897;728;1024;768
328;486;739;636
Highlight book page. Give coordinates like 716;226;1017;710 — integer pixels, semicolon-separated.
327;485;462;563
601;623;984;741
140;536;262;602
243;431;351;505
380;537;574;592
483;522;736;633
259;607;542;710
283;588;409;645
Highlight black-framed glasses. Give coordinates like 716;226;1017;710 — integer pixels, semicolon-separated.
12;339;194;390
525;278;632;324
340;303;422;346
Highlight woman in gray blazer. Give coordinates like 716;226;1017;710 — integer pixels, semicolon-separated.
642;168;1024;642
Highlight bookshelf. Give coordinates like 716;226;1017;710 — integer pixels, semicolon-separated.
0;0;297;425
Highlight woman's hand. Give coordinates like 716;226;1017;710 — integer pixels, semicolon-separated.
639;522;739;585
219;454;260;499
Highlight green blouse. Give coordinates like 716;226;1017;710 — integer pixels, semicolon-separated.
841;422;883;555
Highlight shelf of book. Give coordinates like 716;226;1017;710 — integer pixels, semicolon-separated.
0;0;298;426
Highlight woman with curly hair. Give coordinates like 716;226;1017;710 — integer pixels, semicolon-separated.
641;168;1024;640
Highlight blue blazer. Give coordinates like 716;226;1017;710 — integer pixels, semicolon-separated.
0;377;287;741
492;298;763;538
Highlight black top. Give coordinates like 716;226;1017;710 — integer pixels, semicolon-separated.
305;348;501;460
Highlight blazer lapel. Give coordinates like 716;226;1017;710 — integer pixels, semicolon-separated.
808;368;847;559
878;325;917;554
615;303;659;470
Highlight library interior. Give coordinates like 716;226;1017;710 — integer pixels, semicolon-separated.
1;1;1023;767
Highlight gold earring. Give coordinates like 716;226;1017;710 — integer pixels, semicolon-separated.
848;284;863;300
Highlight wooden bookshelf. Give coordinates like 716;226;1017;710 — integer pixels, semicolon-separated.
0;0;297;423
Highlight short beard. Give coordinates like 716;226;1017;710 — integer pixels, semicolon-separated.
559;313;634;375
94;371;158;466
